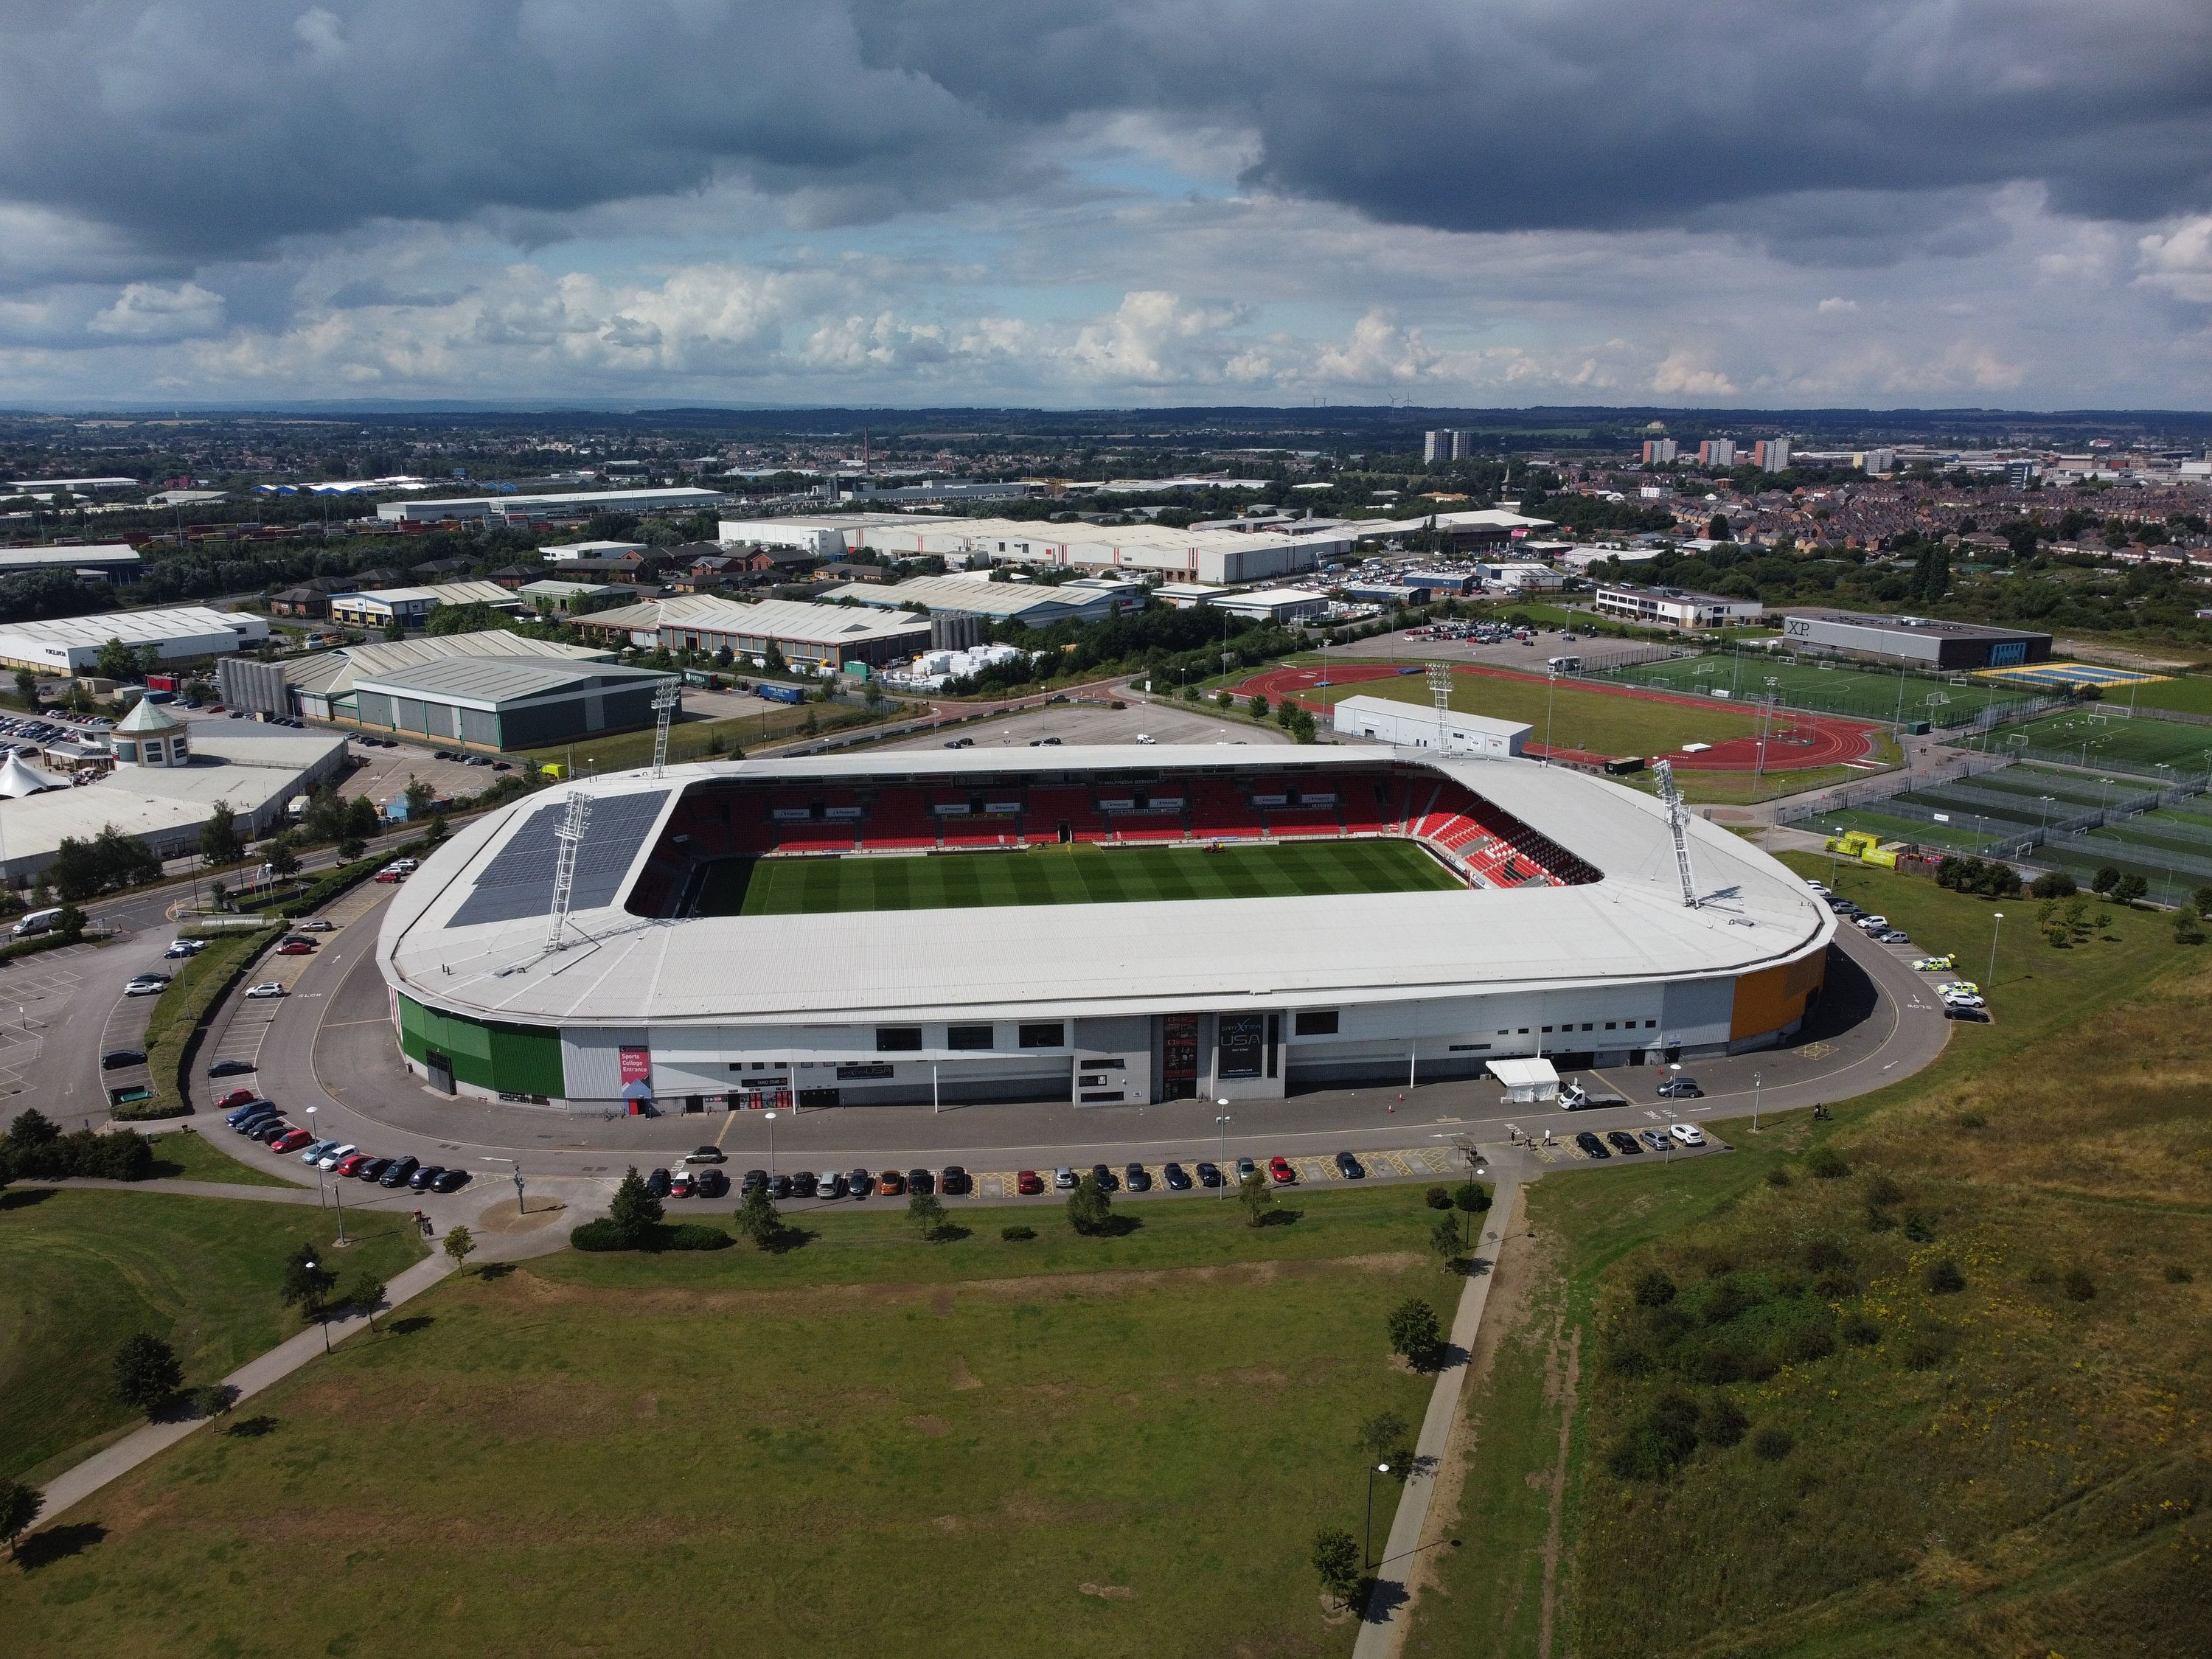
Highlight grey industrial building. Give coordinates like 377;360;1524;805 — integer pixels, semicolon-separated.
218;630;621;723
350;658;678;752
1779;612;2053;671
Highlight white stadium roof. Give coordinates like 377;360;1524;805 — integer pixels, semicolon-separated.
380;748;1832;1032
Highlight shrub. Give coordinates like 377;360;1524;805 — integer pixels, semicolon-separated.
0;1113;156;1181
1697;1342;1751;1385
1424;1186;1451;1209
2174;914;2205;946
1803;1238;1851;1272
568;1219;627;1251
1840;1312;1882;1347
1805;1146;1850;1180
1924;1259;1966;1294
1632;1267;1677;1308
113;1333;184;1418
1605;1390;1703;1482
2091;866;2121;895
1764;1166;1793;1188
662;1223;732;1251
1775;1324;1836;1366
1700;1394;1750;1449
1814;1270;1860;1300
607;1167;664;1247
2165;1265;2195;1284
2063;1267;2096;1301
1864;1173;1905;1207
1864;1206;1898;1233
2029;869;2077;899
1901;1333;1950;1371
1700;1276;1759;1326
1386;1297;1447;1368
1453;1181;1491;1214
1065;1174;1113;1236
1751;1426;1795;1461
1955;1110;1986;1129
1604;1338;1658;1377
1000;1225;1037;1242
1902;1211;1936;1243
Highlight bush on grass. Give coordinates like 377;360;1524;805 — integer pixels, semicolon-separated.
2064;1267;2097;1301
1424;1185;1452;1209
1700;1394;1750;1449
1386;1297;1447;1368
1764;1166;1792;1189
1000;1225;1036;1242
1863;1173;1905;1207
0;1110;156;1181
1805;1146;1851;1180
1631;1267;1677;1308
1814;1270;1860;1300
1840;1312;1882;1347
568;1218;731;1252
1751;1426;1795;1462
1605;1390;1702;1482
1925;1259;1966;1295
1803;1237;1851;1272
1901;1333;1950;1371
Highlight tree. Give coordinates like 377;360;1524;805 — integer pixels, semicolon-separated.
1705;513;1731;542
280;1245;337;1315
1248;693;1269;719
1356;1408;1410;1465
264;831;302;880
1239;1168;1274;1227
383;617;406;641
442;1224;476;1275
2029;870;2077;900
2193;885;2212;919
94;636;142;683
734;1183;782;1249
1311;1526;1362;1606
0;1479;41;1559
403;776;437;822
1065;1172;1113;1235
907;1189;947;1240
425;601;503;638
113;1332;184;1418
2091;866;2121;895
1386;1297;1446;1368
337;835;367;863
344;1272;386;1332
2113;873;2149;905
12;668;35;706
198;800;243;869
608;1166;664;1246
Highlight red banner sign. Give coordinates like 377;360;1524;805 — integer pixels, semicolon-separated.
618;1046;652;1085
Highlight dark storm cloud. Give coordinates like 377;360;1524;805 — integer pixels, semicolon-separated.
2;0;2208;275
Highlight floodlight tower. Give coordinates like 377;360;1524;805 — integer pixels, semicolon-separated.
650;678;681;776
1427;663;1453;753
1652;759;1699;909
545;789;594;953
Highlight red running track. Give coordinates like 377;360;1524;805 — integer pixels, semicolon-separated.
1228;662;1881;771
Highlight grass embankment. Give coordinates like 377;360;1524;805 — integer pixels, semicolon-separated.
127;926;278;1121
714;837;1461;917
0;1190;425;1488
1405;859;2212;1658
144;1128;296;1188
0;1186;1451;1658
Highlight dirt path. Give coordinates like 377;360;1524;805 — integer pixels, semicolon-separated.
1535;1324;1581;1659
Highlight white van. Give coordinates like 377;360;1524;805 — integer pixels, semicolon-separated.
10;907;63;939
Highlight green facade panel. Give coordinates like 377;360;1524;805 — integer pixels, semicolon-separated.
398;995;567;1098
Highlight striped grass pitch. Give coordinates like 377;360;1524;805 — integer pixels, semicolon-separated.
703;838;1465;917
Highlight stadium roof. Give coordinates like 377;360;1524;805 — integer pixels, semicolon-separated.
380;748;1833;1032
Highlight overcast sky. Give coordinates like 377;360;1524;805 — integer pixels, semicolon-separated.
4;0;2212;409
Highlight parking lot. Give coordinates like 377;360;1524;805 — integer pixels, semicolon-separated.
335;734;507;810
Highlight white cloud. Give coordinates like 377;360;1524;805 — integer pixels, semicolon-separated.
1818;296;1858;313
2137;217;2212;304
1650;351;1738;397
87;281;224;339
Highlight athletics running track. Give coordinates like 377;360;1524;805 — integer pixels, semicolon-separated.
1230;661;1883;770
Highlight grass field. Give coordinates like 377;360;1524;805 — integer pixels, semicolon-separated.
1404;858;2212;1659
1980;706;2212;775
1303;671;1765;758
145;1129;296;1187
0;1189;425;1487
0;1188;1451;1659
1593;653;2039;727
2110;673;2212;716
703;837;1465;916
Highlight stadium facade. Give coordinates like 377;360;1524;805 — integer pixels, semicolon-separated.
376;748;1834;1112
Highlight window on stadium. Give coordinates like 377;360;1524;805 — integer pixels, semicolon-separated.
1018;1022;1065;1048
875;1026;923;1052
947;1024;995;1051
1294;1010;1339;1037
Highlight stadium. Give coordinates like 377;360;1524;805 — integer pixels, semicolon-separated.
375;747;1835;1112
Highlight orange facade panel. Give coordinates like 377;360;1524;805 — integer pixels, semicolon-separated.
1729;947;1827;1043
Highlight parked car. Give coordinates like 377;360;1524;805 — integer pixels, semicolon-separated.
1236;1156;1257;1183
1876;929;1910;945
124;976;167;997
408;1164;444;1192
430;1169;470;1194
316;1143;358;1169
938;1166;970;1196
297;919;336;932
379;1156;421;1187
355;1157;395;1182
1911;956;1955;972
1194;1161;1222;1189
905;1168;934;1196
669;1169;695;1199
685;1146;726;1164
1334;1151;1366;1180
695;1169;728;1197
768;1174;790;1200
1267;1155;1295;1185
270;1128;315;1154
740;1169;768;1194
1605;1131;1641;1156
225;1101;277;1129
212;1086;257;1108
1162;1162;1192;1191
1052;1166;1076;1190
818;1171;847;1200
164;940;203;959
1637;1129;1671;1153
1574;1130;1610;1158
207;1057;257;1078
243;981;288;999
373;869;404;883
248;1119;293;1144
645;1167;672;1197
1669;1123;1706;1147
333;1152;370;1176
789;1170;818;1197
876;1169;905;1196
1016;1169;1045;1196
1123;1162;1151;1193
1944;1005;1992;1023
1657;1077;1703;1099
1088;1163;1117;1192
276;939;315;956
847;1169;874;1197
103;1049;149;1071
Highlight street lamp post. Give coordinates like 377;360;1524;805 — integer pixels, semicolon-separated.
1365;1461;1391;1571
765;1110;777;1178
305;1105;324;1208
1215;1102;1230;1197
1987;911;2004;991
1752;1071;1762;1133
305;1259;331;1353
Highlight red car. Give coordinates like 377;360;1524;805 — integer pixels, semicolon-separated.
333;1152;370;1176
1267;1155;1296;1185
373;870;403;883
269;1128;314;1154
1015;1169;1044;1196
276;939;315;956
215;1088;257;1110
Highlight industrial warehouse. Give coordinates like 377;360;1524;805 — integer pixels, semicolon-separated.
375;746;1832;1111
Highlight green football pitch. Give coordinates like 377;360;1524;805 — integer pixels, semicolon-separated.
698;838;1464;916
1980;708;2212;775
1593;653;2039;726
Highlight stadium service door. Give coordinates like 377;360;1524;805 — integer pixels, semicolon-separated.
1160;1013;1199;1100
425;1050;455;1094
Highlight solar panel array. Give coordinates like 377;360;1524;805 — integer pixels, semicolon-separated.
446;790;669;929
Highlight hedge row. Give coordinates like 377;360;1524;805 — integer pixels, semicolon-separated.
126;926;282;1121
0;927;97;970
569;1218;732;1252
1;1110;156;1181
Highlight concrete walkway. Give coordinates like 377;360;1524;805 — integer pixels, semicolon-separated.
28;1252;456;1534
1353;1159;1527;1658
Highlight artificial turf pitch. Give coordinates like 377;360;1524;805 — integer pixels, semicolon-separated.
700;837;1464;916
